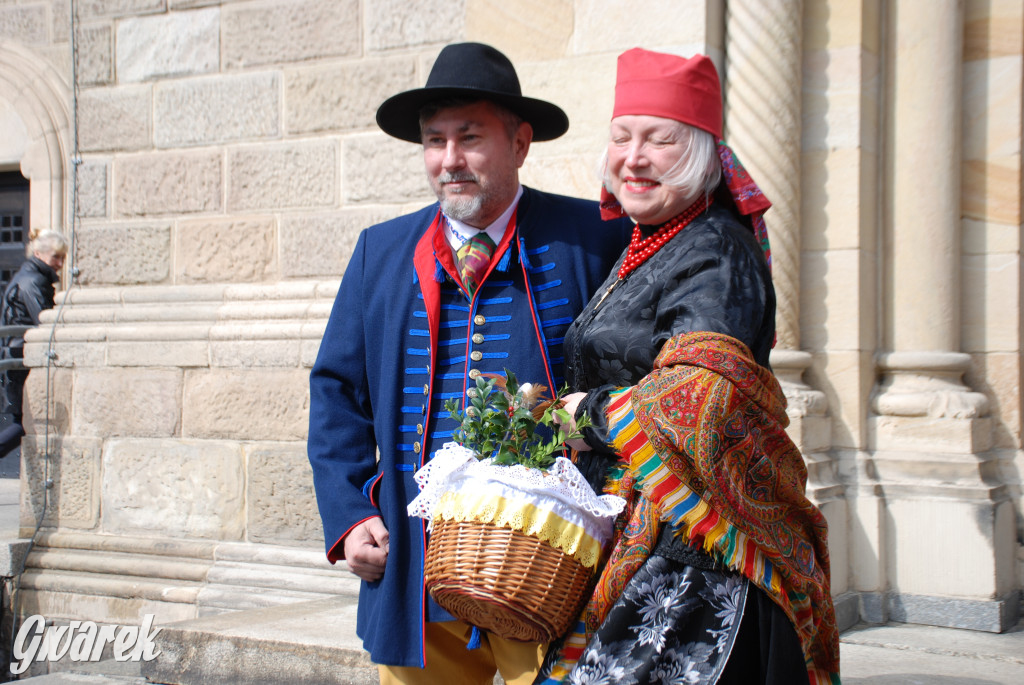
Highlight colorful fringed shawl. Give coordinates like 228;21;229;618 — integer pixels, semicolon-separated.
542;331;840;684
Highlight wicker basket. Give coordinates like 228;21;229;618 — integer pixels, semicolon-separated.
424;517;593;643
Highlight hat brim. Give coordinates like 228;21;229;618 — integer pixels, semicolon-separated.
375;87;569;143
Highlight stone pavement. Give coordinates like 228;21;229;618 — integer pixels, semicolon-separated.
0;473;1022;684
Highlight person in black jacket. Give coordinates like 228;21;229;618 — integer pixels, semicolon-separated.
0;230;67;457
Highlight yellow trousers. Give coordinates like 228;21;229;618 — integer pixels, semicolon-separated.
378;620;546;685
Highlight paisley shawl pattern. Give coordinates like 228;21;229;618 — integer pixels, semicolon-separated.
614;331;838;682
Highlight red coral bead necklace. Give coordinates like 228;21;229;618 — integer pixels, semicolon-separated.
617;195;712;279
595;195;712;310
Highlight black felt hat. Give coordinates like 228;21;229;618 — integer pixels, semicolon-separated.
375;42;569;143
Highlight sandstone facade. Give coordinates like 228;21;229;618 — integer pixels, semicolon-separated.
0;0;1020;636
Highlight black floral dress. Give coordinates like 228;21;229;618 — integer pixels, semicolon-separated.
536;201;811;685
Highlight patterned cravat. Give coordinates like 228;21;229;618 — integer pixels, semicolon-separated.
456;232;496;296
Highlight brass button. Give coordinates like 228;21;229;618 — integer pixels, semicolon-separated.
413;441;421;454
470;351;483;362
474;314;486;325
416;424;423;435
420;404;425;414
423;383;429;395
468;368;481;379
472;333;484;344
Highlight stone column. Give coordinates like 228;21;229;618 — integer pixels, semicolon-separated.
724;0;852;623
873;0;1017;631
724;0;802;350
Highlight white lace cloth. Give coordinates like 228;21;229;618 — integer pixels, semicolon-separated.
408;442;627;545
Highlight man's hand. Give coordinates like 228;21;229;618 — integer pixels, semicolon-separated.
344;517;390;582
556;392;591;452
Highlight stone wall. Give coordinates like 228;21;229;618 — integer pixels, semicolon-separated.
0;0;1020;633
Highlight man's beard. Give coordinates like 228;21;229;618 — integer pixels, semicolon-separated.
440;193;486;223
434;172;489;223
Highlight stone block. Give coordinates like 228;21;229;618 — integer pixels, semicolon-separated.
246;443;322;545
516;54;615;158
21;436;102;531
227;141;337;211
0;99;28;163
115;152;222;217
870;415;993;454
887;498;1015;597
107;340;211;368
182;369;309;441
51;0;71;42
223;0;359;69
805;89;873;155
0;4;47;45
886;590;1021;633
155;72;280;148
519;156;600;203
801;148;878;251
801;249;875;350
175;216;277;284
72;368;182;437
341;134;428;204
465;0;572;61
284;56;417;135
817;497;848;594
75;223;171;285
846;490;885;593
962;217;1020;255
23;366;73;437
279;208;401;278
210;340;300;368
785;413;832;455
963;157;1022;226
76;0;165;20
27;341;106;369
77;85;151;152
366;0;463;51
965;0;1024;61
77;160;108;218
573;0;708;54
75;22;113;85
810;351;875;449
963;253;1020;352
967;353;1021;450
171;0;221;8
102;439;245;540
116;7;219;83
805;0;878;52
300;338;323;368
963;58;1022;160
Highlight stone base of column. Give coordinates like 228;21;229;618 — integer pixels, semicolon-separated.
855;590;1020;633
864;350;1014;630
865;421;1016;633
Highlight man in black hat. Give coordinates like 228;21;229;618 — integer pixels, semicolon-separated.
308;43;629;684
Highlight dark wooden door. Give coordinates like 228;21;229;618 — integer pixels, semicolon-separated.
0;171;29;296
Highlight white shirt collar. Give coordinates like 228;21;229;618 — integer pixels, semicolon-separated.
443;185;523;250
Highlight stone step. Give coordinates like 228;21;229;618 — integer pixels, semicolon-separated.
140;595;378;685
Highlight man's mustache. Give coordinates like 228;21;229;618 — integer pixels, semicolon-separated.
437;172;478;185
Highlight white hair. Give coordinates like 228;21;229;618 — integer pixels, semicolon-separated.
600;120;721;205
29;230;68;257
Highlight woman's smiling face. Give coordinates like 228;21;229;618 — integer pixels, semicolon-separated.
606;114;692;225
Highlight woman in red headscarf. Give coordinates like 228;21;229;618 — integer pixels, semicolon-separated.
535;49;840;684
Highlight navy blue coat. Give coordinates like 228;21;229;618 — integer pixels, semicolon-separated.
308;187;630;667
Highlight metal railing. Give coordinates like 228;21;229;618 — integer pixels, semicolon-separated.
0;325;32;372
